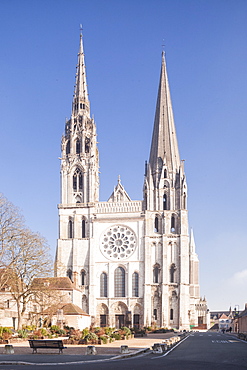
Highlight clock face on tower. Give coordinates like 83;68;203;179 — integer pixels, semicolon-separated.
100;225;137;261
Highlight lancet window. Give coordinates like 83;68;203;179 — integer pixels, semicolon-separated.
66;140;70;155
82;218;86;238
73;168;83;192
171;215;176;233
68;219;73;238
81;270;86;286
100;272;108;297
154;216;159;233
163;194;167;210
114;267;125;297
76;139;81;154
170;264;176;283
153;264;160;284
85;137;90;153
132;272;139;297
67;269;72;281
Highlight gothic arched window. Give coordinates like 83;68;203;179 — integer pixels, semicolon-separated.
164;169;167;178
171;215;176;233
73;168;83;192
153;308;157;320
82;295;88;313
114;267;125;297
100;272;108;297
154;216;159;233
81;270;86;286
153;265;159;284
183;192;186;209
68;219;73;238
170;308;174;320
76;139;81;154
132;272;139;297
170;264;176;283
163;194;167;210
85;137;90;153
82;219;86;238
66;140;70;155
67;269;72;281
73;173;77;191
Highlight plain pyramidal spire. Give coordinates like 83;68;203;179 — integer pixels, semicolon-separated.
72;31;90;115
149;51;180;174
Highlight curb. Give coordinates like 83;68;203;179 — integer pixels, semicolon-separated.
0;347;151;366
111;347;150;359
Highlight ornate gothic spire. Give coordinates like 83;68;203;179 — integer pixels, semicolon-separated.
149;51;180;174
72;32;90;116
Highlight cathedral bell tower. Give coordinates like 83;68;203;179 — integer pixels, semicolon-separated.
143;51;192;330
61;33;99;205
144;51;187;213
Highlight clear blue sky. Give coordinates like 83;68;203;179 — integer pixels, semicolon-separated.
1;0;247;311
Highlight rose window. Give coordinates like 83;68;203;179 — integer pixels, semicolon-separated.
100;225;137;260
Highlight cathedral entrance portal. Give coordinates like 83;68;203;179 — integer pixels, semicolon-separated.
115;315;125;329
111;301;128;329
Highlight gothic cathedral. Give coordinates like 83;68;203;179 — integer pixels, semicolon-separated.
55;33;208;330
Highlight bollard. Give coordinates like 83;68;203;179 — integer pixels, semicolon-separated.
160;343;167;352
120;345;129;354
5;345;14;354
86;345;97;355
152;343;162;353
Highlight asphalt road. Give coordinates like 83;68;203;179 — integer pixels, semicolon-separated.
1;332;247;369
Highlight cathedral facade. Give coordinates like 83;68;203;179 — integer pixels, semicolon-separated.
55;34;207;330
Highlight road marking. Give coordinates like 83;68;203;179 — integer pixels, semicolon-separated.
212;340;230;343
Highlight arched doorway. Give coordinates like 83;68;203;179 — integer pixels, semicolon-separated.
111;301;128;329
96;303;109;327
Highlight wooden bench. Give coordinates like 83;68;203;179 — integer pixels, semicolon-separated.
28;339;67;354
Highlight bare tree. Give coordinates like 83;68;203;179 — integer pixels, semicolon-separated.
7;228;53;329
0;193;53;329
0;193;24;289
